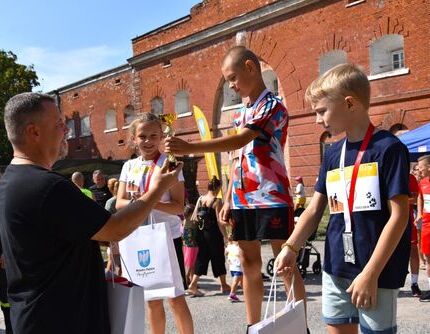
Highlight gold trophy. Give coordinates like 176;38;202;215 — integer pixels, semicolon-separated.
159;113;178;171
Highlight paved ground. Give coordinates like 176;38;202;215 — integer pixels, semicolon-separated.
0;241;428;333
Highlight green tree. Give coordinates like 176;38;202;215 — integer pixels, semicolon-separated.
0;50;39;165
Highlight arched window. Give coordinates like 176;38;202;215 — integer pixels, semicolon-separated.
319;50;348;75
222;81;242;108
105;109;117;130
66;119;76;139
175;90;190;115
124;105;136;126
80;116;91;137
262;70;279;95
320;131;334;163
370;34;405;75
151;97;163;115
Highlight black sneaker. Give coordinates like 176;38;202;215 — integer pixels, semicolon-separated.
411;283;422;297
419;291;430;302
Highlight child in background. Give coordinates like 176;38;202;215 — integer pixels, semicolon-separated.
182;204;199;286
225;237;243;302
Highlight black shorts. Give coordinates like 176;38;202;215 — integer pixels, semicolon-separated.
231;207;294;241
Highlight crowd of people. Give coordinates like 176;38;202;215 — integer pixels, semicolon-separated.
0;45;429;334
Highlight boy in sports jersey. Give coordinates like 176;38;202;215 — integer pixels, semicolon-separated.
165;46;306;330
416;154;430;301
275;63;410;333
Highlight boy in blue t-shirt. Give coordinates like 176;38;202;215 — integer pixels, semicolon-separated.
275;63;410;334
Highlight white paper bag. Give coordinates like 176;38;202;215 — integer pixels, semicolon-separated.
119;220;185;300
107;281;145;334
249;274;307;334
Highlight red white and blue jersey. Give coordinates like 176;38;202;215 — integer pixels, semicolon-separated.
232;90;293;209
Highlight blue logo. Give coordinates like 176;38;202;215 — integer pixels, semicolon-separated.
137;250;150;268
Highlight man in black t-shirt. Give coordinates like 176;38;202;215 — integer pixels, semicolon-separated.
90;169;112;207
0;92;183;334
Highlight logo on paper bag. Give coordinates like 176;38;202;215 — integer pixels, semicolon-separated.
137;249;150;268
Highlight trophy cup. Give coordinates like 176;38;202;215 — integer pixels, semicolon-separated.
159;113;178;171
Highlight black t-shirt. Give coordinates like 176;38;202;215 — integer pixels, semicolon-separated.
90;184;112;207
0;164;111;333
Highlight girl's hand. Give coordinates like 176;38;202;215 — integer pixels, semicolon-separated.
346;272;378;310
219;202;231;225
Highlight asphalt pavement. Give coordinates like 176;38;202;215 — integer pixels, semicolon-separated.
0;241;428;333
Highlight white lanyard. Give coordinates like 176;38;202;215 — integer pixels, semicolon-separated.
339;140;353;233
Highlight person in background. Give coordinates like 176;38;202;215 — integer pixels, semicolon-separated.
416;154;430;302
409;171;421;296
105;178;121;276
294;176;306;211
71;171;94;199
225;237;243;302
182;204;199;286
90;170;112;207
187;177;229;297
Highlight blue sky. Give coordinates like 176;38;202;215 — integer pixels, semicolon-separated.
0;0;200;92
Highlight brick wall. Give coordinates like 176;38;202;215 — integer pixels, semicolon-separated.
58;0;430;195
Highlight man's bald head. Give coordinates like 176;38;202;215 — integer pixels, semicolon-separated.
222;46;261;72
71;172;84;188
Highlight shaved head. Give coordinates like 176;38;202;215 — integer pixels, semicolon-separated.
223;46;261;72
71;172;84;188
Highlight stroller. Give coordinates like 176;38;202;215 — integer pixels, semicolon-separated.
266;207;322;278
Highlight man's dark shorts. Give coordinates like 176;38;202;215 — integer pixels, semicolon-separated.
231;207;294;241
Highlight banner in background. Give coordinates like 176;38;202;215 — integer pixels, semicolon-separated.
193;105;222;198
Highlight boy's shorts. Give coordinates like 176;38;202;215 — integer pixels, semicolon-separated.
230;270;243;277
322;271;398;334
231;207;293;241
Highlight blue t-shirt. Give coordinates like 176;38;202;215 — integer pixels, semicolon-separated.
315;130;410;289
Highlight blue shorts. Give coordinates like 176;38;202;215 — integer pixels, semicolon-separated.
322;271;398;334
230;270;243;277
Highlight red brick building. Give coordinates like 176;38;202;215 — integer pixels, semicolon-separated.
56;0;430;195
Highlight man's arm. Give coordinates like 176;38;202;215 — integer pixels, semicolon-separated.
346;194;409;309
92;161;183;242
165;128;258;155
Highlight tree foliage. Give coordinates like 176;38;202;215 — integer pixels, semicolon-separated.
0;50;39;165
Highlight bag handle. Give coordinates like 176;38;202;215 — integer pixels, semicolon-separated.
263;272;296;321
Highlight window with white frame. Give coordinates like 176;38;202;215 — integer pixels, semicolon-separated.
262;70;279;96
151;97;163;116
80;116;91;137
222;81;242;108
105;110;117;130
175;90;190;115
66;119;76;139
319;50;348;75
391;50;405;70
370;34;405;75
124;105;136;126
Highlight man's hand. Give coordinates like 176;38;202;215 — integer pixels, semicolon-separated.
149;160;183;194
219;202;231;225
346;272;378;310
274;245;297;278
165;136;193;155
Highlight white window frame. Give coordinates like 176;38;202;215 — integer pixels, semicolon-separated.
80;116;91;137
105;109;117;131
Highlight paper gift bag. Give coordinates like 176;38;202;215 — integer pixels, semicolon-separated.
249;274;307;334
106;280;145;334
119;220;185;300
